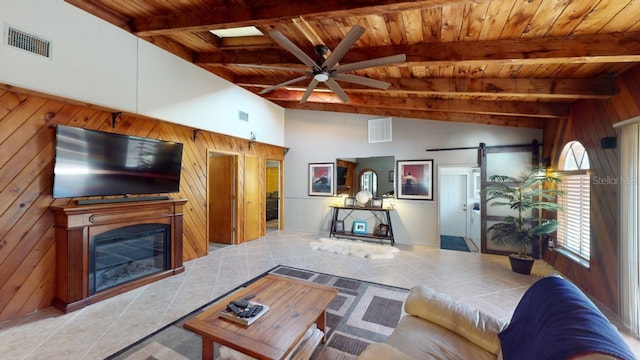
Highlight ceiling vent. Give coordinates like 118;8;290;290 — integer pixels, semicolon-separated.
368;117;392;143
5;26;51;58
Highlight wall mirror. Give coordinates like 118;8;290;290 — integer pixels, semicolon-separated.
336;156;395;197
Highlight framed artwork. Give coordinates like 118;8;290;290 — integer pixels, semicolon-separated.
309;163;334;196
344;196;356;207
334;220;345;233
370;197;383;208
377;224;390;237
396;159;434;200
353;221;367;234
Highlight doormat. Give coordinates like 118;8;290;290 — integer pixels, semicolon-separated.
440;235;471;252
106;265;410;360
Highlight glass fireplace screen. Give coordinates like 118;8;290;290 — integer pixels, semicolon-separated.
89;223;170;295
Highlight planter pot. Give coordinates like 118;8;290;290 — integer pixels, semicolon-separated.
509;254;534;275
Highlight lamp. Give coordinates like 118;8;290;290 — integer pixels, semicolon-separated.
355;191;372;207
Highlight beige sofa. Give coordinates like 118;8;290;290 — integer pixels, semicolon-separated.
358;285;505;360
358;277;634;360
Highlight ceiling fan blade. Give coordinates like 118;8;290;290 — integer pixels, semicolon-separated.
334;54;406;74
325;78;350;102
259;75;310;94
322;25;366;70
300;79;319;104
334;74;391;89
269;30;319;70
237;64;309;74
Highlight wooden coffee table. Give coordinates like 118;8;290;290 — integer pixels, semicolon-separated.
183;274;338;360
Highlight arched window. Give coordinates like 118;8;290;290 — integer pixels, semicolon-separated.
556;141;591;265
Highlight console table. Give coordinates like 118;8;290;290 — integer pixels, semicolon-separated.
329;206;394;245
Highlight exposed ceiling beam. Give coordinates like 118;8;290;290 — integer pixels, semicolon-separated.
128;0;490;36
273;101;545;129
259;88;569;118
195;32;640;67
236;76;615;99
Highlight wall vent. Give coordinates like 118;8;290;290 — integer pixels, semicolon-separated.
5;26;51;58
368;117;392;143
238;110;249;121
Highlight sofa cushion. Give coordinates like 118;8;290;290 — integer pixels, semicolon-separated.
404;285;506;355
384;315;497;360
499;276;636;360
357;342;415;360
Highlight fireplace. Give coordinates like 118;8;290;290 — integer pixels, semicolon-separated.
50;198;186;313
90;223;170;295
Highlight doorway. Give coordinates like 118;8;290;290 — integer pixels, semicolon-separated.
438;166;480;252
266;159;280;232
208;152;237;249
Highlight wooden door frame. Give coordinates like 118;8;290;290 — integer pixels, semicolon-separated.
266;158;284;230
206;149;239;246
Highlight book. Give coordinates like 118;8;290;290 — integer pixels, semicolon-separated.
219;301;269;326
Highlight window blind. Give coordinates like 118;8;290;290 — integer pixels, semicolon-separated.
556;171;590;260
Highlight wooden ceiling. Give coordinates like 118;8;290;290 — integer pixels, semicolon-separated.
65;0;640;129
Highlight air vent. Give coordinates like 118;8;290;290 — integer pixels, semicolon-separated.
368;117;392;143
238;110;249;121
5;26;50;58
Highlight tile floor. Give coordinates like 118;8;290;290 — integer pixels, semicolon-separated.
1;230;639;359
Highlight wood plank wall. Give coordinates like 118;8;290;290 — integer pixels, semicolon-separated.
0;87;284;322
543;64;640;315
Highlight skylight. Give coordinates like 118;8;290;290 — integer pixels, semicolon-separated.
209;26;263;38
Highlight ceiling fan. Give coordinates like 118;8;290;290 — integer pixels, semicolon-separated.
238;25;406;104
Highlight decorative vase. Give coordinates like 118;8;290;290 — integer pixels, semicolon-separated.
509;254;534;275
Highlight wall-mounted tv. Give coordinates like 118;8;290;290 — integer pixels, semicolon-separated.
52;125;183;198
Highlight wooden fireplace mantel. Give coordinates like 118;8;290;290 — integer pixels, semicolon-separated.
50;198;187;313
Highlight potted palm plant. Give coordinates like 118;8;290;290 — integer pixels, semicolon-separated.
484;167;564;274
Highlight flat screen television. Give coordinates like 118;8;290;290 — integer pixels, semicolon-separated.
52;125;183;198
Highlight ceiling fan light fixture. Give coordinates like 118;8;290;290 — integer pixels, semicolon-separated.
313;72;330;82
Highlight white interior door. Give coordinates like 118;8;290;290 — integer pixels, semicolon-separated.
440;174;467;237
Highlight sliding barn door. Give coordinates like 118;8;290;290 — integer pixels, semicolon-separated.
480;142;539;255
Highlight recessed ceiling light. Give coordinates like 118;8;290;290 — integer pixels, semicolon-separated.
209;26;263;38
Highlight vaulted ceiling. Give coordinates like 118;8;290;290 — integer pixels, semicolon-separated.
65;0;640;129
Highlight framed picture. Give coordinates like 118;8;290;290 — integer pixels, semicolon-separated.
344;196;356;207
353;221;367;234
334;220;345;233
370;197;383;208
309;163;335;196
377;224;390;237
396;159;434;200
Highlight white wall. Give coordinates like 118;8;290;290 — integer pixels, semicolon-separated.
0;0;285;146
284;109;542;246
0;1;138;111
136;42;284;143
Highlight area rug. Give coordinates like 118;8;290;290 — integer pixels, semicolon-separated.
106;265;410;360
309;238;399;259
440;235;471;252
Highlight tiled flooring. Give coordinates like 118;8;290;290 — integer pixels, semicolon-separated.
1;230;639;359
